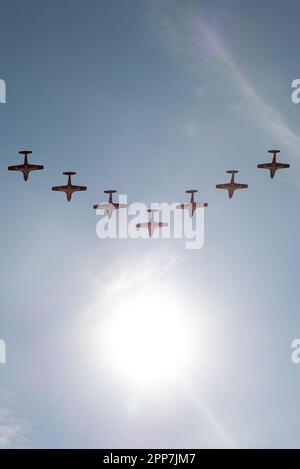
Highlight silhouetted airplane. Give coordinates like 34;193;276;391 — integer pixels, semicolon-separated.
177;189;208;217
257;150;289;179
52;172;87;202
8;150;44;181
93;190;127;218
216;170;248;199
136;209;168;237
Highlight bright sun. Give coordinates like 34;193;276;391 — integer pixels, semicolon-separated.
98;280;200;392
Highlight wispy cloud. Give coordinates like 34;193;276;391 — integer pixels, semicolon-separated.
0;390;38;449
0;408;34;449
148;0;300;155
80;252;176;320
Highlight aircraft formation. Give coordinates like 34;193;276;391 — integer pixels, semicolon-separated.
8;149;290;237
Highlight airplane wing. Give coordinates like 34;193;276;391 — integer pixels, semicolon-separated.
28;164;44;171
8;164;24;171
149;222;168;237
71;185;87;192
93;202;115;218
277;163;290;169
177;203;206;217
136;222;149;229
176;203;193;216
216;184;229;189
157;222;168;228
257;163;271;169
94;203;111;209
52;185;67;192
235;184;248;189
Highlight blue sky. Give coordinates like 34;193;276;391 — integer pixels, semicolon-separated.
1;0;300;448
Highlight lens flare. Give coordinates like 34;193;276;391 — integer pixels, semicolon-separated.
99;281;199;392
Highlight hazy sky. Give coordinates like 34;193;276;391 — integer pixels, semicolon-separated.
1;0;300;448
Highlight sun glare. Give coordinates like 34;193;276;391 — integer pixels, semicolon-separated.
98;280;200;392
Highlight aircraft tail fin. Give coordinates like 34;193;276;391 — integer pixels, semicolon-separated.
63;171;76;176
185;189;198;194
226;170;238;174
268;149;280;163
104;190;117;203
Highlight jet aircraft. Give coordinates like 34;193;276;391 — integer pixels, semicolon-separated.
93;190;127;218
52;172;87;202
177;189;208;217
257;150;289;178
216;170;248;199
8;150;44;181
136;209;168;237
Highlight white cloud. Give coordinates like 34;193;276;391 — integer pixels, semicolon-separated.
0;390;38;449
0;407;34;449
